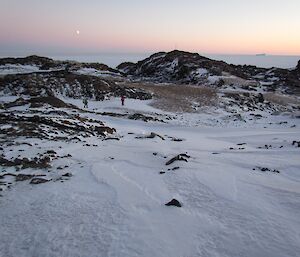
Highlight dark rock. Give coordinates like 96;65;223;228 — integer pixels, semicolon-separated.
0;173;16;180
29;96;77;109
165;153;190;166
117;50;247;84
254;166;280;173
165;199;182;207
261;167;269;172
94;126;116;136
15;174;35;181
136;132;165;140
21;156;51;169
0;55;56;67
168;167;180;171
296;60;300;72
46;150;57;155
171;137;184;142
0;157;15;166
103;137;120;141
62;173;72;177
30;178;50;184
128;113;162;123
0;69;151;101
3;97;29;108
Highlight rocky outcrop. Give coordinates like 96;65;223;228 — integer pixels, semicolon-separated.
128;113;163;123
0;156;51;169
165;153;190;166
0;71;152;100
3;96;77;109
0;55;55;67
118;50;236;84
118;50;300;95
30;178;51;184
0;113;115;138
296;60;300;72
0;55;122;73
117;50;275;84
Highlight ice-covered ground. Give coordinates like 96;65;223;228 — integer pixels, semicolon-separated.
1;98;300;257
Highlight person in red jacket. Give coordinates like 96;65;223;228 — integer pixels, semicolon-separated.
121;95;125;106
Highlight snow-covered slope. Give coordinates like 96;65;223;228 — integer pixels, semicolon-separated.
0;53;299;257
1;95;300;257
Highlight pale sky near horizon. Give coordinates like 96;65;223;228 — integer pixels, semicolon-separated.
1;0;300;56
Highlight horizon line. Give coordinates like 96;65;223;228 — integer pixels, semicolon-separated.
1;50;300;58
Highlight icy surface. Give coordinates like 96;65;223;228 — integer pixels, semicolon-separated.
0;97;300;257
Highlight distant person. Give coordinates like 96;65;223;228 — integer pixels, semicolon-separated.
83;98;88;108
121;95;125;106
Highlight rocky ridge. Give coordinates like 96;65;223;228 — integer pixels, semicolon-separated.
0;70;151;101
0;55;121;74
118;50;300;95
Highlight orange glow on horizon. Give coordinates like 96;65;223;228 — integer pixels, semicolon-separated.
1;0;300;56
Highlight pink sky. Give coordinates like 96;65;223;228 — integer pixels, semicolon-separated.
1;0;300;55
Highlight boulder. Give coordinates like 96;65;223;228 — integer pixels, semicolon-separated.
257;93;264;103
165;199;182;207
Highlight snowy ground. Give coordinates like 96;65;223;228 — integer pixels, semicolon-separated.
0;64;63;75
0;64;41;75
1;98;300;257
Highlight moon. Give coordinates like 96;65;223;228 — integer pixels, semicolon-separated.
76;30;80;35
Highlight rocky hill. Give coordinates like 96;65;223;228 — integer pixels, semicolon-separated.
0;55;150;101
0;55;121;74
0;70;151;101
118;50;300;94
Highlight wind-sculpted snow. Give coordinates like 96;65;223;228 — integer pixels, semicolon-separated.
1;95;300;257
0;53;300;257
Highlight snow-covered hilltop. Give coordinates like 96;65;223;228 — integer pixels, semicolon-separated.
0;53;300;257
